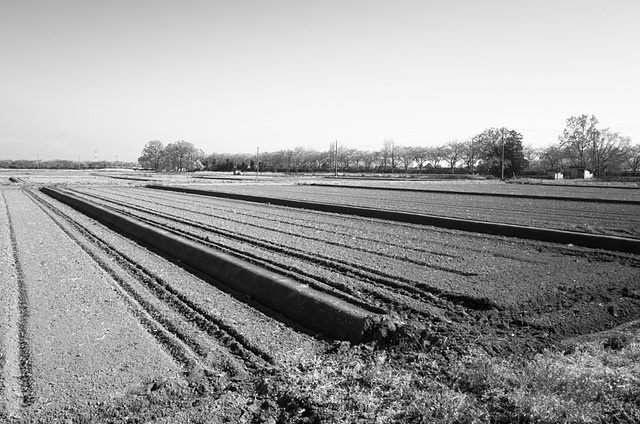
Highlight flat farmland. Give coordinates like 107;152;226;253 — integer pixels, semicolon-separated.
174;182;640;239
2;173;640;422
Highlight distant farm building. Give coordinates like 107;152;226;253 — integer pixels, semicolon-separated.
567;167;593;179
546;170;563;180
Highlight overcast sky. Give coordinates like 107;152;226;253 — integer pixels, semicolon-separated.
1;0;639;162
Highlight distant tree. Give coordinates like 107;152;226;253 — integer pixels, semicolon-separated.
426;146;445;172
558;114;600;169
359;150;378;172
591;129;630;176
164;140;201;171
395;146;414;171
557;114;633;176
473;127;526;178
443;141;465;173
539;144;562;172
411;147;429;174
138;140;165;170
522;144;542;173
625;144;640;175
461;140;478;173
379;139;395;172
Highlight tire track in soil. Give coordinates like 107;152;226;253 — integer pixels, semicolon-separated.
0;191;34;419
26;190;268;382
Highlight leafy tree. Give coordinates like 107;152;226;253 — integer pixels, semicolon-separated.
138;140;165;170
473;128;526;178
164;140;201;171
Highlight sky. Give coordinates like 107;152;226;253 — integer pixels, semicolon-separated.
1;0;639;163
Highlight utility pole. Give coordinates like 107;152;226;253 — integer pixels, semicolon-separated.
256;147;259;175
391;140;394;175
501;128;505;180
334;140;338;176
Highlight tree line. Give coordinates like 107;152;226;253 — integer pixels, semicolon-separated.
138;116;638;177
538;115;640;176
138;131;529;177
0;159;136;170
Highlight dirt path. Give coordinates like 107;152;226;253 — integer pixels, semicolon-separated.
1;189;186;418
0;189;24;419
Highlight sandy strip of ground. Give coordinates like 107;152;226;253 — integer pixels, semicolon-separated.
0;189;23;419
2;189;184;414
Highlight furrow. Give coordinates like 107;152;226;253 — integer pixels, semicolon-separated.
26;190;258;375
66;189;469;316
41;187;383;343
84;187;469;267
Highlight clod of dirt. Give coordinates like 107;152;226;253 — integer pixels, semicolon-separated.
127;377;170;396
603;334;631;351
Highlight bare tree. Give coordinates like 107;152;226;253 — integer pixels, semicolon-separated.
395;146;414;171
443;141;465;173
461;140;478;173
379;139;395;172
412;147;429;174
558;114;600;169
625;144;640;175
426;146;445;172
591;129;631;176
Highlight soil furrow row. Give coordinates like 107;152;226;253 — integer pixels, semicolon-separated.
29;190;265;373
85;187;514;263
183;184;640;239
302;183;640;204
90;186;468;262
72;187;479;281
66;189;460;314
66;189;500;322
65;188;391;311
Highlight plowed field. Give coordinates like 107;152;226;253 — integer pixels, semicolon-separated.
2;173;640;422
175;183;640;239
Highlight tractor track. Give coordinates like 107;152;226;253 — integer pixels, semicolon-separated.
0;191;34;418
26;189;271;377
